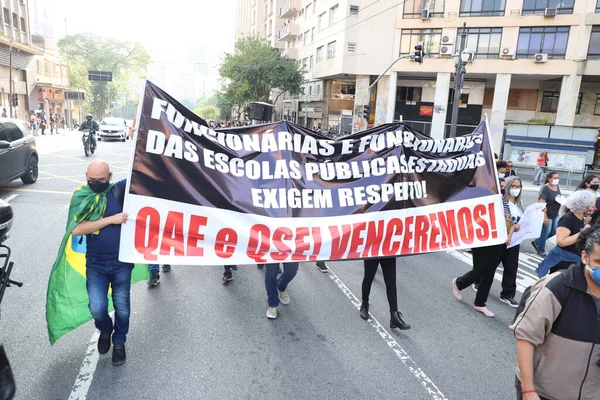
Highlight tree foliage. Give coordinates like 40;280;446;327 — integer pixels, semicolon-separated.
194;105;220;121
216;36;304;120
57;33;151;119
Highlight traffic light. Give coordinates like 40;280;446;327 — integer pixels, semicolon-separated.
362;104;371;120
11;94;18;107
413;41;424;64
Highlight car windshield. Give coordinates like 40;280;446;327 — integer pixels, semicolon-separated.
101;118;124;126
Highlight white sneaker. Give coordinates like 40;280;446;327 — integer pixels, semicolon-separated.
474;305;495;318
279;290;290;305
266;307;278;319
452;278;462;300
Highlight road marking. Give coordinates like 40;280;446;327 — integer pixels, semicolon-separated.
3;194;18;203
0;188;72;195
327;267;448;400
39;171;85;184
68;331;100;400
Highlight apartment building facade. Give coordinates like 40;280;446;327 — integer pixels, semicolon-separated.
384;0;600;168
236;0;287;48
0;0;42;119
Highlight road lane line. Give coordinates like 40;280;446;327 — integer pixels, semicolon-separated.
327;267;448;400
3;194;18;202
68;331;100;400
0;188;72;195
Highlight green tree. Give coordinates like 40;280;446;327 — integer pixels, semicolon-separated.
58;33;151;119
216;36;304;120
194;105;220;121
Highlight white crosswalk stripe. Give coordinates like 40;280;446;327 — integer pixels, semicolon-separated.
447;250;544;294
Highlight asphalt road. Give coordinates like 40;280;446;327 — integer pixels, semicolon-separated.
0;130;549;400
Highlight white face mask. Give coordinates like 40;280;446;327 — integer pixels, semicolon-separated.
552;179;560;186
509;188;521;197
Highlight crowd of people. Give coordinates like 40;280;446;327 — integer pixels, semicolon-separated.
27;111;67;136
61;153;599;398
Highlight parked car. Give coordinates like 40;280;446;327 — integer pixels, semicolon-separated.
98;117;128;142
0;118;38;185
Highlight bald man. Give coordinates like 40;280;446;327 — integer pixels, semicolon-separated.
72;160;131;366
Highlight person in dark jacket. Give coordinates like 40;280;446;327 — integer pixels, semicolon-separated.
511;225;600;400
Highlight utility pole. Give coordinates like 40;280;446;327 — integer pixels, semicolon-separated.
8;30;13;118
449;22;468;138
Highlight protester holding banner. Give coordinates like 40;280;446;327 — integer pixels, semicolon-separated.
532;171;562;257
453;182;517;317
265;262;299;319
490;176;525;308
537;190;596;278
359;257;410;330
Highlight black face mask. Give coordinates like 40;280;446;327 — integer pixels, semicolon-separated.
88;179;110;193
591;184;599;191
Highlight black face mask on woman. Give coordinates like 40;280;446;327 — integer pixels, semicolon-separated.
591;184;600;191
87;179;110;193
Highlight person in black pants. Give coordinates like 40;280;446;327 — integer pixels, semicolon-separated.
359;257;410;330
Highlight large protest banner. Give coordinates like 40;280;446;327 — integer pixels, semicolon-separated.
119;81;507;265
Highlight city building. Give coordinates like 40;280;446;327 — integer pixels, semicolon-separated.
0;0;43;120
384;0;600;170
236;0;287;48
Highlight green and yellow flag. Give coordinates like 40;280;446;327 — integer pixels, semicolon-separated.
45;183;149;344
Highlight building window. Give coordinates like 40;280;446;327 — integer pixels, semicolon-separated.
523;0;574;15
331;81;356;99
516;26;569;59
12;13;17;28
575;93;583;114
314;0;317;14
397;87;423;102
315;84;321;96
305;5;310;19
597;0;600;12
20;17;25;33
318;12;325;30
404;0;445;18
350;5;359;14
594;94;600;115
2;8;8;26
327;41;336;59
317;46;324;62
400;29;443;57
308;86;313;95
347;42;356;52
302;58;308;69
309;55;314;68
541;91;560;113
459;0;505;16
329;4;338;25
311;27;315;41
304;30;309;45
589;26;600;59
458;28;502;59
449;89;470;106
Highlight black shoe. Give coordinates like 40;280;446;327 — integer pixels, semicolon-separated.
149;272;160;286
223;271;233;283
360;302;369;320
98;333;111;355
161;264;171;272
500;297;519;308
316;261;329;273
112;344;126;366
390;311;411;330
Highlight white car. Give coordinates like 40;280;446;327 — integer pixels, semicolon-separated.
98;117;128;142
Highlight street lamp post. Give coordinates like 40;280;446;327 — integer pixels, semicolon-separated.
449;22;468;138
8;34;12;118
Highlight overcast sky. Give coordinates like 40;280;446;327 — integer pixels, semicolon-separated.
53;0;236;58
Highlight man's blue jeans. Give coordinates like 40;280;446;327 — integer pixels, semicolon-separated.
534;216;559;254
533;167;546;185
86;259;133;345
265;262;299;307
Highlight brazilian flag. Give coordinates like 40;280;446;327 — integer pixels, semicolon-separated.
45;183;149;344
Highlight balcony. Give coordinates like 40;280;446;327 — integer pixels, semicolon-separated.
278;23;299;41
279;0;300;18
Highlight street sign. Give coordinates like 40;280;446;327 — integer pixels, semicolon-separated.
65;91;85;100
88;71;113;82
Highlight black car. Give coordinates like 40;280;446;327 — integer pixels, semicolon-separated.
0;118;38;185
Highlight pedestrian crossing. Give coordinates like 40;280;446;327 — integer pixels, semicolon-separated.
447;249;543;294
